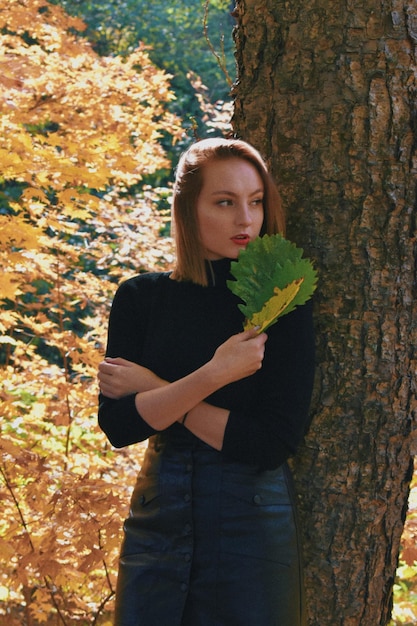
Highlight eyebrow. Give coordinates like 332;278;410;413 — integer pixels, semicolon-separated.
211;189;264;197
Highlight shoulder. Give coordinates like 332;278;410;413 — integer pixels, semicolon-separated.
110;271;171;309
268;299;314;334
265;300;315;351
116;271;171;295
285;298;314;326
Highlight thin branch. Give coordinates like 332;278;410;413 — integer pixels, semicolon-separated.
203;0;234;87
54;256;73;461
0;463;35;551
0;463;70;625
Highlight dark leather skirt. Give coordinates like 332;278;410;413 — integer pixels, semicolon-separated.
114;426;305;626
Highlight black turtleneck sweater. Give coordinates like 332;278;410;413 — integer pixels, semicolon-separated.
98;259;315;470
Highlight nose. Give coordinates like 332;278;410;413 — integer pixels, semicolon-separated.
235;202;252;226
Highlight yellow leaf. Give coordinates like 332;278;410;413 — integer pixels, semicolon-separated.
0;215;42;250
244;278;304;333
20;187;49;204
0;310;18;332
0;273;22;300
0;148;27;178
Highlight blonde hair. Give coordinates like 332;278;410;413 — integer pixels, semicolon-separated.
171;137;285;286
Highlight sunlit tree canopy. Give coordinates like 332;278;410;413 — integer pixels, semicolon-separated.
0;0;181;621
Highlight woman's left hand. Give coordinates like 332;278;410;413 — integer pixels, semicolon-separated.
98;357;163;399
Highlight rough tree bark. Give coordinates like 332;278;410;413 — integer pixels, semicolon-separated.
232;1;417;624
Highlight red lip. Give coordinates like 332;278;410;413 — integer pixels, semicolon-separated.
231;234;250;245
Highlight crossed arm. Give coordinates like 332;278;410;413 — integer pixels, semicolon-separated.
98;328;267;450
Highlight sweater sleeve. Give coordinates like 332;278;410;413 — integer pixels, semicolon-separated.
221;300;315;470
98;277;159;447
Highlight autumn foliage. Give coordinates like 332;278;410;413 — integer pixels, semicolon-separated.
0;0;181;622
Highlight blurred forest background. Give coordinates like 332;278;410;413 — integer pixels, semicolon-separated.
0;0;415;624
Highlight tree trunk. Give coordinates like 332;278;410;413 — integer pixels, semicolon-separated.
232;1;417;624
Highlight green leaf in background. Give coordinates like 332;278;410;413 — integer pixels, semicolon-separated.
227;234;318;332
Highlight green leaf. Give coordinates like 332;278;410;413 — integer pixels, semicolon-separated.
227;234;318;330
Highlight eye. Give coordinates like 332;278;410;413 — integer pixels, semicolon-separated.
251;197;264;206
217;198;233;207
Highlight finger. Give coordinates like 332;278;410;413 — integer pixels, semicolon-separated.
99;377;119;397
257;332;268;345
240;327;260;339
98;367;116;383
241;328;268;344
100;387;117;400
98;362;115;376
105;356;132;367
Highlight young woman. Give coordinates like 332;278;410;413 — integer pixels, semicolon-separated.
98;137;315;626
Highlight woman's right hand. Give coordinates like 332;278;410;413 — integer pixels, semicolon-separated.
210;328;267;385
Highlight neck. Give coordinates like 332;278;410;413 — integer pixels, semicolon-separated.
204;258;232;287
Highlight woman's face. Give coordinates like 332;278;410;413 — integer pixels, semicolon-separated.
196;157;264;261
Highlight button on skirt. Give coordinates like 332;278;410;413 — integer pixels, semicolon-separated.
114;428;305;626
